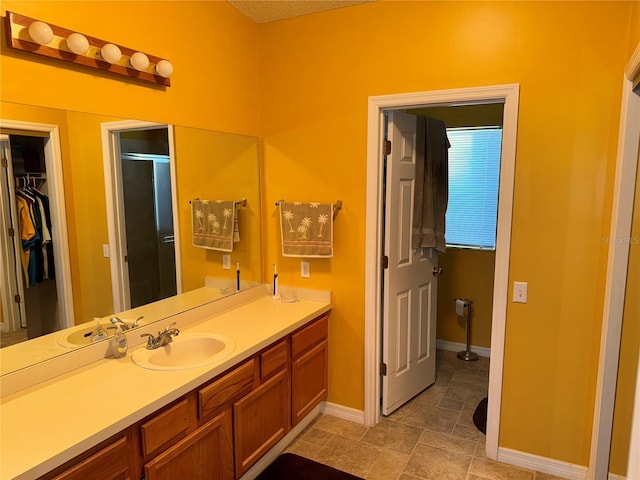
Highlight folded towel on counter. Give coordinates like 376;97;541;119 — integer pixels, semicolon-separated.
192;199;238;252
279;202;334;257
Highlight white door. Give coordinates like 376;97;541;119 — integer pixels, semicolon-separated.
0;135;26;332
382;111;438;415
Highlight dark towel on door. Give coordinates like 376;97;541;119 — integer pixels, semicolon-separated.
412;116;450;253
256;453;363;480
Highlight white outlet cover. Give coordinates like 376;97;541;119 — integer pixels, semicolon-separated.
301;261;310;278
513;281;528;303
222;254;231;270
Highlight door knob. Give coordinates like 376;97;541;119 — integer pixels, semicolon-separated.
432;267;443;276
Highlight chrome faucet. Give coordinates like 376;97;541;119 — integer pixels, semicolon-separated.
110;315;143;331
140;323;180;350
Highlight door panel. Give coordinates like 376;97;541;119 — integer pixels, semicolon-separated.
382;111;437;415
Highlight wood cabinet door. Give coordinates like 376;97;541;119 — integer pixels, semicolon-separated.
233;369;290;478
292;339;328;426
143;409;233;480
50;435;132;480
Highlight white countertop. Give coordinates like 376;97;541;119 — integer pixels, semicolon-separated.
0;292;331;480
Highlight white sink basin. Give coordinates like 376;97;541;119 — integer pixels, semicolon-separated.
57;323;112;348
131;333;235;371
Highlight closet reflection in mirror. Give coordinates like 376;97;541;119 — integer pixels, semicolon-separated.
0;103;262;372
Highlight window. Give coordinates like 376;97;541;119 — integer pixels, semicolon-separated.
445;127;502;250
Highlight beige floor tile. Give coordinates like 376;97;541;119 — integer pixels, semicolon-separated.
402;402;459;433
300;427;334;446
469;458;534;480
414;384;448;406
439;396;465;412
313;414;368;440
452;424;484;442
317;434;382;478
419;429;478;456
452;371;490;388
474;438;487;459
366;449;410;480
284;438;324;461
361;418;423;454
443;381;488;405
466;474;487;480
404;443;472;480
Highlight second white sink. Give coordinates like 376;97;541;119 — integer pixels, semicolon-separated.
131;333;234;371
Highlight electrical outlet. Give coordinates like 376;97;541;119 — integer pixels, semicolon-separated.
513;281;528;303
301;261;310;278
102;244;110;258
222;254;231;270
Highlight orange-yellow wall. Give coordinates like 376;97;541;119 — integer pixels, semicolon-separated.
1;1;262;323
174;127;261;292
0;1;261;137
437;250;495;349
630;2;640;55
257;1;633;466
1;0;638;469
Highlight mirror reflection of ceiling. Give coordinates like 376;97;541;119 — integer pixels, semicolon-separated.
228;0;376;24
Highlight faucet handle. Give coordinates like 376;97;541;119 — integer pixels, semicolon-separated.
140;333;155;348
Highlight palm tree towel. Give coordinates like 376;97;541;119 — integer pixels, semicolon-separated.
192;199;237;252
279;202;334;258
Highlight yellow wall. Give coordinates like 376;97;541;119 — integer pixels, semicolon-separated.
257;1;632;465
630;1;640;56
174;127;262;292
437;250;495;349
0;1;261;137
1;1;261;323
2;0;638;469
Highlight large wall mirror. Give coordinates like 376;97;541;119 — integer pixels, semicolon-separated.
0;101;262;376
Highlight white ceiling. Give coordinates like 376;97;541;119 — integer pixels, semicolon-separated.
228;0;375;24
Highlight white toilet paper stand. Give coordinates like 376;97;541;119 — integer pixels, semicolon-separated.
456;299;479;362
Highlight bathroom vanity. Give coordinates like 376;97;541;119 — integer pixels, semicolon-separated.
0;289;331;480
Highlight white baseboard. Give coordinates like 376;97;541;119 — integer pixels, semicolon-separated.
498;447;587;480
437;339;491;358
497;447;624;480
321;401;366;424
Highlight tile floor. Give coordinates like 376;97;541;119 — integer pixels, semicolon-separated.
286;349;563;480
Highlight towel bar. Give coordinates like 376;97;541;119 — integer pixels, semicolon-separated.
189;197;247;207
275;199;342;218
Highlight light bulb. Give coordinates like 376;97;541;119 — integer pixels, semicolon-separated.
66;33;89;55
28;21;53;46
129;52;149;71
100;43;121;64
155;59;173;78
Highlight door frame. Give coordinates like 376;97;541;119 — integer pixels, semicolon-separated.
101;120;182;313
0;119;75;331
588;42;640;479
364;84;520;460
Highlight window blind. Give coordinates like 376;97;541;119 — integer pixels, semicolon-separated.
445;127;502;250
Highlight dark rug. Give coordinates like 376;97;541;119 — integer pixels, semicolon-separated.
256;453;364;480
473;396;488;434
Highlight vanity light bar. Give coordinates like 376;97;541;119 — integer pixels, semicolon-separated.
4;11;172;87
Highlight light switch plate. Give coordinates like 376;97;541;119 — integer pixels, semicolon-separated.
301;261;310;278
102;244;109;258
513;281;528;303
222;254;231;270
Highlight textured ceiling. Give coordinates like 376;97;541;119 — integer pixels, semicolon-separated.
228;0;375;24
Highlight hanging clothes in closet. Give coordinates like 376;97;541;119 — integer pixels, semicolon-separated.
14;176;55;287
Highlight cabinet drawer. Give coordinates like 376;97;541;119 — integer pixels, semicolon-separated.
50;435;132;480
140;398;191;459
199;358;255;420
291;314;328;358
260;340;288;380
